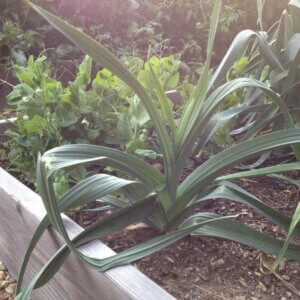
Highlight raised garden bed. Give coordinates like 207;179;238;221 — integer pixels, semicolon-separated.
0;167;174;299
1;1;300;299
1;119;300;299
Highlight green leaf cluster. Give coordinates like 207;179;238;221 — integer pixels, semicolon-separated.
226;1;300;153
4;52;183;181
210;0;300;152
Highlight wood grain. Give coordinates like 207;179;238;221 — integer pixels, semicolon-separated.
0;167;174;299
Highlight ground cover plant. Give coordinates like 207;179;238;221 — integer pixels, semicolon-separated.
3;51;183;190
12;1;300;299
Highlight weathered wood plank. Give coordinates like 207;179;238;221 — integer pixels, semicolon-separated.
0;167;175;300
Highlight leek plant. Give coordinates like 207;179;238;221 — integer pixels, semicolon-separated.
217;0;300;271
16;1;300;298
230;0;300;160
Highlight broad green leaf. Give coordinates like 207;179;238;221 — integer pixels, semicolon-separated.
174;128;300;216
289;0;300;32
216;162;300;181
166;73;179;90
73;55;92;88
175;78;295;179
23;115;47;134
87;128;99;141
192;106;251;155
125;138;145;154
16;173;149;294
16;212;232;300
93;69;116;90
187;213;300;260
272;202;300;271
41;144;164;187
116;113;134;146
129;96;150;127
7;84;34;104
60;112;78;127
286;34;300;62
209;30;283;92
148;63;175;134
135;149;158;159
195;182;300;236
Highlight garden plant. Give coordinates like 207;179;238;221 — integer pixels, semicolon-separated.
227;0;300;163
4;52;181;188
12;0;300;299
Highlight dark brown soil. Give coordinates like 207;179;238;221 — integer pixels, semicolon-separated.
73;173;300;300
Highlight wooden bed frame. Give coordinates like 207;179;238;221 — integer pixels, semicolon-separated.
0;167;174;299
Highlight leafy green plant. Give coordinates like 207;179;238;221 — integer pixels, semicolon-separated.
15;1;300;299
226;0;300;272
5;55;102;181
204;0;300;270
195;1;300;157
4;51;182;181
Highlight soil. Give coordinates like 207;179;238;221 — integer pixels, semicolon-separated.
72;171;300;300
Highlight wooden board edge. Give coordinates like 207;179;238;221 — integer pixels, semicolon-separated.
0;167;175;300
